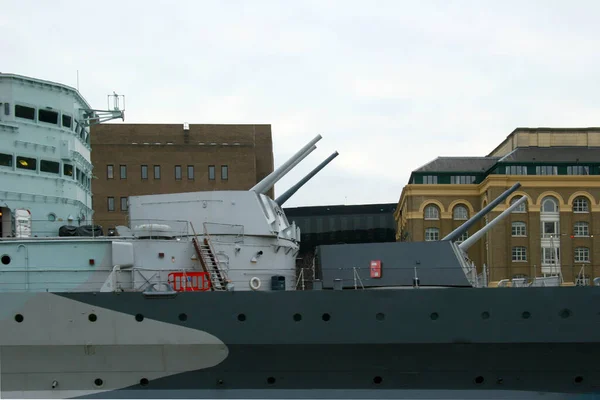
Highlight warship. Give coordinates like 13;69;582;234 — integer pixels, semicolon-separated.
0;73;599;400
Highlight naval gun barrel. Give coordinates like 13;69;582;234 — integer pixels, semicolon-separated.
459;195;527;252
442;182;521;242
250;134;322;195
275;151;340;206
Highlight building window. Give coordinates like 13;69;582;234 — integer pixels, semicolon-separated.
542;221;559;238
424;205;439;220
208;165;215;180
187;165;194;180
40;160;59;174
510;196;527;213
120;165;127;179
15;105;35;120
512;246;527;261
107;197;115;212
175;165;182;180
62;114;72;129
154;165;161;179
423;175;437;184
542;247;559;264
573;197;589;213
221;165;228;180
141;165;148;180
453;205;468;220
574;221;589;237
120;197;128;211
506;165;527;175
425;227;439;241
0;153;12;167
541;196;558;213
512;222;526;237
450;175;476;184
567;166;589;175
16;156;36;171
536;166;558;175
107;165;114;179
63;163;73;178
574;247;590;263
456;231;468;243
38;109;58;125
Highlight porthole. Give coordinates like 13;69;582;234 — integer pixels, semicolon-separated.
560;309;571;319
322;313;331;321
14;314;24;323
140;378;149;386
522;311;531;319
481;312;490;319
474;376;484;384
47;213;56;222
267;377;276;384
94;378;103;387
237;313;246;322
88;313;97;322
373;376;383;384
1;255;10;265
430;312;439;320
179;313;188;321
135;314;144;322
574;376;583;384
375;312;385;321
293;313;302;322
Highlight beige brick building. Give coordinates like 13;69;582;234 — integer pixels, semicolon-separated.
396;128;600;285
90;123;274;229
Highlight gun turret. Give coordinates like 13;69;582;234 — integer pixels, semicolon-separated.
442;182;521;242
250;134;322;195
275;151;339;206
458;195;526;252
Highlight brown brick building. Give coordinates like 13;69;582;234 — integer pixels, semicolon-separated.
396;128;600;285
90;123;274;229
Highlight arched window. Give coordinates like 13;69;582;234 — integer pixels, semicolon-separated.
541;196;558;213
424;205;440;220
453;205;468;220
573;197;589;213
425;227;439;241
510;196;527;213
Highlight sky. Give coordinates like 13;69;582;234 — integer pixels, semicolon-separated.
2;0;600;208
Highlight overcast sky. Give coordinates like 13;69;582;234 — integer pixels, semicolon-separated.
2;1;600;207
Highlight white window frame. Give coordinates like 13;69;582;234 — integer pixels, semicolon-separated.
574;247;590;263
512;246;527;262
573;197;589;213
424;205;439;220
574;221;589;237
425;227;439;241
511;221;526;237
453;205;468;220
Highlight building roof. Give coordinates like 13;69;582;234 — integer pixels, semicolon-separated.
487;127;600;157
414;156;500;173
499;146;600;163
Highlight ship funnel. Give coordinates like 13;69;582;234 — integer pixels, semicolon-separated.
275;151;339;206
442;182;521;242
459;195;527;252
250;134;322;195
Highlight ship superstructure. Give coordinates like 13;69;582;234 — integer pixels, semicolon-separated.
0;73;123;238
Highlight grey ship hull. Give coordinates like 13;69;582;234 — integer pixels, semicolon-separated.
2;287;599;399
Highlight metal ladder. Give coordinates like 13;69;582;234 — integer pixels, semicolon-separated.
190;222;228;291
